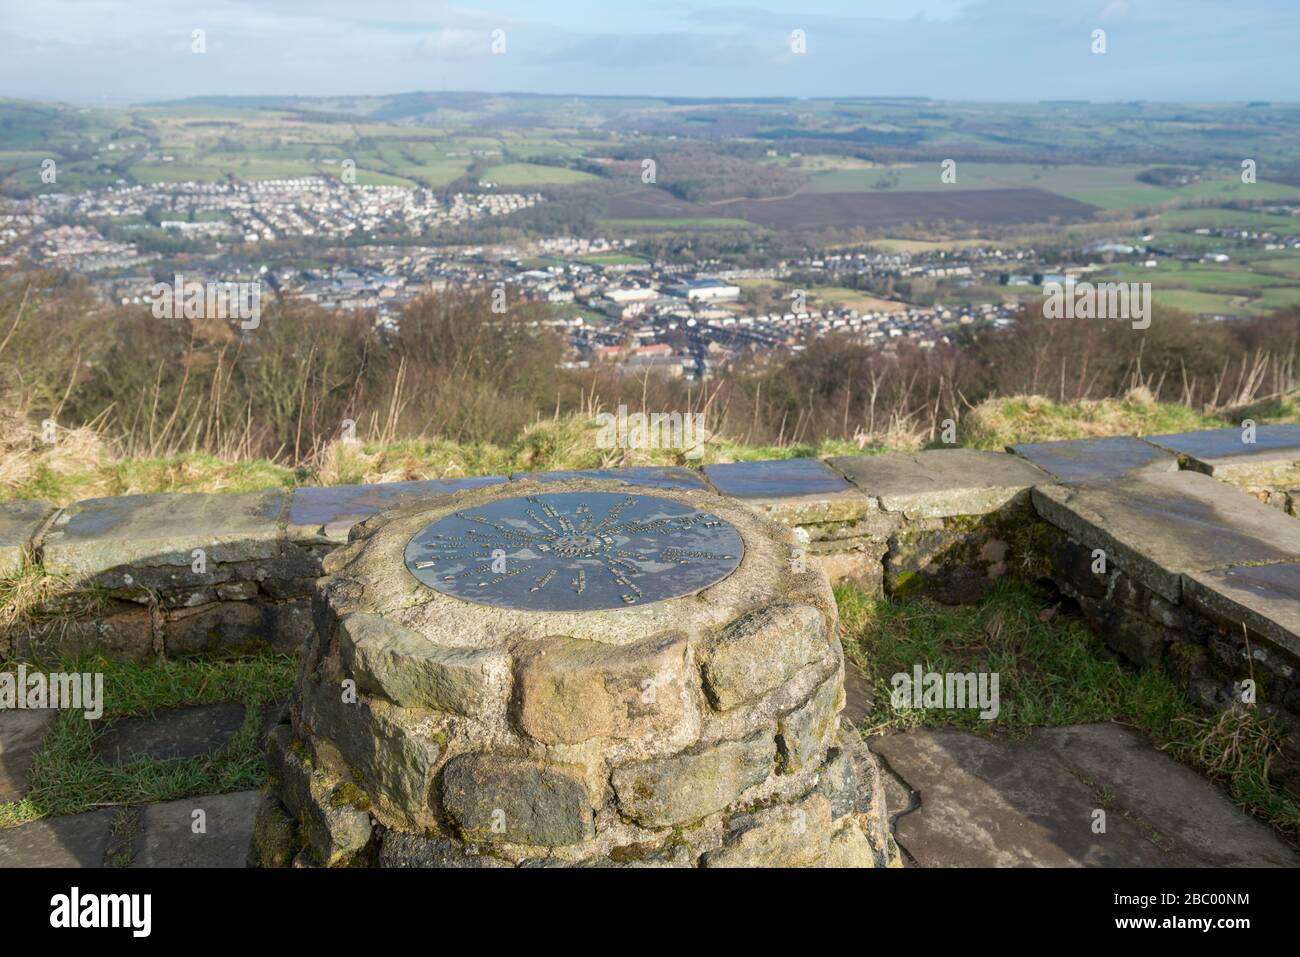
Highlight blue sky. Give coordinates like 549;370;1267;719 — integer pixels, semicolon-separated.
0;0;1295;104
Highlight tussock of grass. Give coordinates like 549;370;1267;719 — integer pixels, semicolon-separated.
959;391;1230;450
0;562;112;631
0;654;296;827
836;581;1300;843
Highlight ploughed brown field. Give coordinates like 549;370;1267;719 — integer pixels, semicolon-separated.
605;187;1099;229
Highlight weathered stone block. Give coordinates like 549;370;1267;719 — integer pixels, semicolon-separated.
817;816;880;867
1183;563;1300;660
830;448;1046;518
301;683;441;821
704;458;872;524
513;632;692;745
1032;472;1300;602
813;549;885;590
885;517;1014;604
611;732;774;828
440;753;593;847
266;726;371;866
265;600;314;653
164;601;263;656
42;490;286;581
339;612;494;716
777;666;843;774
702;794;832;867
814;747;859;820
699;605;830;710
1010;436;1175;485
251;790;299;868
9;608;155;663
378;830;513;867
216;580;259;601
0;500;55;578
1146;424;1300;486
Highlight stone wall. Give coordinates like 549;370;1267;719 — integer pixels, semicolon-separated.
2;427;1298;795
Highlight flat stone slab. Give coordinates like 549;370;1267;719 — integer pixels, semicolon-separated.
1036;724;1297;867
1147;424;1300;479
829;449;1047;518
1010;436;1175;485
703;457;871;524
1183;563;1300;659
1032;470;1300;601
873;724;1297;867
0;709;55;803
511;466;709;491
95;702;246;766
42;490;286;580
130;790;260;868
0;500;56;578
286;477;505;544
0;809;115;867
874;727;1168;866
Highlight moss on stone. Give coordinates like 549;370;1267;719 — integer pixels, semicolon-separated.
330;781;372;812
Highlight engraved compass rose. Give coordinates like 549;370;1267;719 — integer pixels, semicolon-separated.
403;491;744;611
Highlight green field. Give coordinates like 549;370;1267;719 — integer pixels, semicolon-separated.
802;161;1300;212
481;162;596;186
579;253;647;266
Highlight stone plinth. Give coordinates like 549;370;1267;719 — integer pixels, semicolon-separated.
257;479;896;867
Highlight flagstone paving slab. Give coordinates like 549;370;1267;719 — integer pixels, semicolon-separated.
1037;723;1297;867
0;500;56;578
829;449;1047;518
704;457;872;523
94;702;246;766
873;727;1168;867
1009;436;1176;485
1182;563;1300;659
42;490;286;580
872;723;1297;868
510;466;709;491
0;709;55;803
1146;424;1300;479
130;790;260;868
1031;470;1300;601
286;477;506;544
0;809;115;867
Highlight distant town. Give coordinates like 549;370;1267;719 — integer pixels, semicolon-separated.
14;173;1298;382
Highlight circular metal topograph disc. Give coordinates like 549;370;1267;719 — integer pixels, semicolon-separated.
403;491;745;611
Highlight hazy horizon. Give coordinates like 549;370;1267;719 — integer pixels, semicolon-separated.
1;0;1297;105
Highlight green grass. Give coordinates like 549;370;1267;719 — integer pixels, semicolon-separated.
802;162;1300;211
481;162;596;186
837;582;1300;842
579;253;647;266
128;161;224;183
959;395;1231;450
0;654;295;827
